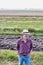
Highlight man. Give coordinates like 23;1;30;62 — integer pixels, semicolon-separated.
16;29;32;65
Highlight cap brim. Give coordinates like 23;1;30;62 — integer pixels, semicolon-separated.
22;32;30;35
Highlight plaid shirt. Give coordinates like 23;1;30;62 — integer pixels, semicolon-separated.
16;38;32;55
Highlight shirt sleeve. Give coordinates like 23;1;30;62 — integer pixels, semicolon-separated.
30;39;32;51
16;39;20;51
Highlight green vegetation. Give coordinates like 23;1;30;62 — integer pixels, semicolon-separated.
0;49;43;65
0;49;18;61
0;17;43;21
0;17;43;35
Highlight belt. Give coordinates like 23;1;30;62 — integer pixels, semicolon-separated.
23;55;27;56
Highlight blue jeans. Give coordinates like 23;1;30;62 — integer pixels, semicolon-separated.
18;55;30;65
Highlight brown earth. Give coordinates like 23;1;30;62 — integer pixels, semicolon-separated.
0;35;43;51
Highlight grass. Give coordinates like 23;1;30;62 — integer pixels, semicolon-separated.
0;49;43;65
0;49;18;61
0;17;43;21
0;17;43;35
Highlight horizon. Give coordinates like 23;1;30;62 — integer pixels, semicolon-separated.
0;8;43;11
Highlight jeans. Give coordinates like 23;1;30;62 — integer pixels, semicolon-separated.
18;55;30;65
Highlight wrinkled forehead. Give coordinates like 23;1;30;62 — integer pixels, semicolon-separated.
22;34;29;37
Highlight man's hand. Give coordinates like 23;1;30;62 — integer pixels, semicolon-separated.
27;50;32;56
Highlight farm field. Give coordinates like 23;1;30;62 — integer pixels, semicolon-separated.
0;17;43;35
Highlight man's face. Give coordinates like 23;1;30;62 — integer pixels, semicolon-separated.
22;34;28;40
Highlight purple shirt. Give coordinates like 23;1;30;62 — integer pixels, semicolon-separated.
16;38;32;55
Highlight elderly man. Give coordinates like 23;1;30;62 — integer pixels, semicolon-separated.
16;29;32;65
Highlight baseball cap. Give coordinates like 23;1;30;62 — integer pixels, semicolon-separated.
22;29;29;34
